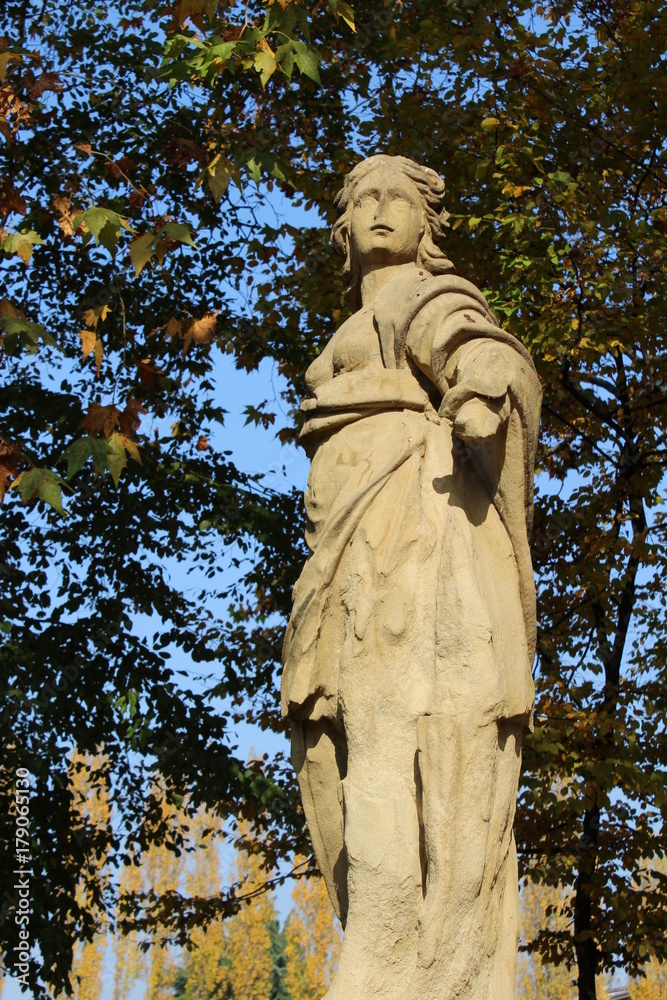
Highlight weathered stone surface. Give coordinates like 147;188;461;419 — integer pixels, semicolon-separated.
281;154;542;1000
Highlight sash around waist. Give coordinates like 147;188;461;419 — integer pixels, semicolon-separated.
299;369;430;445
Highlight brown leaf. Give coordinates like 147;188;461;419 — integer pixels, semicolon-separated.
117;398;147;437
53;194;82;237
163;316;183;340
27;71;62;98
0;439;23;501
0;297;24;319
0;178;26;220
80;403;120;439
196;435;210;451
80;400;146;441
135;358;160;387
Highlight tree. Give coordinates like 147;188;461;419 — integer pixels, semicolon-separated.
112;861;146;1000
1;0;323;992
175;810;226;1000
2;1;666;999
284;862;341;1000
518;877;576;1000
219;831;277;1000
628;960;667;1000
66;752;111;1000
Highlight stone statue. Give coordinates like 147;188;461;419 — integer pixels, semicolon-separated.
281;154;541;1000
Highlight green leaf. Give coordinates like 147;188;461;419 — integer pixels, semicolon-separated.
254;46;277;87
71;207;135;252
129;233;155;275
11;468;68;516
60;437;111;480
292;41;321;84
0;315;56;354
244;156;261;184
275;42;294;80
1;230;44;265
337;1;355;30
160;222;197;247
203;154;231;202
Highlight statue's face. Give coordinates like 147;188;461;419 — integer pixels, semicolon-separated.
349;166;424;267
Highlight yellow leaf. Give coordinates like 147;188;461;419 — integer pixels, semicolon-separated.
94;336;104;376
79;329;97;362
0;52;21;85
337;1;355;30
82;304;111;329
481;116;501;130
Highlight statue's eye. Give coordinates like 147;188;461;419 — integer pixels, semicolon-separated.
355;192;379;208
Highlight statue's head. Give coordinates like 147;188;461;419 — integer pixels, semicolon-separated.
331;154;453;310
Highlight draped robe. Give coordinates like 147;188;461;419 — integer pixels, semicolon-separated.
281;265;541;1000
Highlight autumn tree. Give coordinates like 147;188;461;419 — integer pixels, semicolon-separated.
518;877;575;1000
175;810;227;1000
112;861;146;1000
284;862;341;1000
65;752;112;1000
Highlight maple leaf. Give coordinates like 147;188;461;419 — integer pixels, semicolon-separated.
79;403;121;439
0;178;27;220
53;194;82;237
135;358;161;387
181;311;219;352
79;400;146;442
0;440;23;501
82;304;110;329
106;432;142;487
11;468;68;516
78;329;96;362
0;297;24;320
118;399;147;437
0;299;54;354
27;71;62;98
1;229;44;264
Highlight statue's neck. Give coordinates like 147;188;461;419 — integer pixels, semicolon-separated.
359;261;420;308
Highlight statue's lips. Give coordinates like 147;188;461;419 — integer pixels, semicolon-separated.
370;224;393;235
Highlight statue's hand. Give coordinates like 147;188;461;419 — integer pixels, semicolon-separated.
439;345;512;445
452;395;509;444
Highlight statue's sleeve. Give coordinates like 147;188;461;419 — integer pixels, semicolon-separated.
403;290;542;667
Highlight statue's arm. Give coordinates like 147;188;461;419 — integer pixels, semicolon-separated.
439;340;513;445
404;297;515;444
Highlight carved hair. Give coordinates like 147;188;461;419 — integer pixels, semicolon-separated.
331;154;453;310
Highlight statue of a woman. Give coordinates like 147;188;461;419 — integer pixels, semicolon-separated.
281;155;541;1000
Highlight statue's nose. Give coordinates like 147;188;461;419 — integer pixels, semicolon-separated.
372;196;393;229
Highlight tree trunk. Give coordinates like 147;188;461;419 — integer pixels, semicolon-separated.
573;804;600;1000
